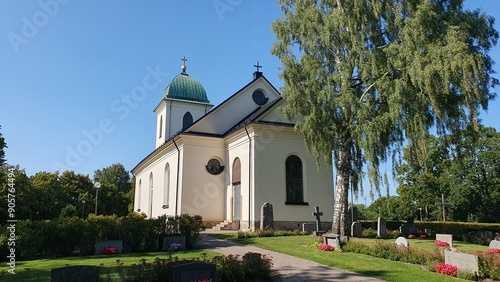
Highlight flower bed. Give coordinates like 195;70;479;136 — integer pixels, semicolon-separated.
434;240;449;247
100;247;118;255
318;243;335;251
434;262;457;277
487;248;500;254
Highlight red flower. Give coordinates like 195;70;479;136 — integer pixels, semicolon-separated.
318;243;335;251
434;240;449;247
435;262;457;277
408;234;415;239
100;247;118;255
487;248;500;254
419;234;427;239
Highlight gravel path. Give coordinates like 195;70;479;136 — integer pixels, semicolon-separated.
198;233;385;281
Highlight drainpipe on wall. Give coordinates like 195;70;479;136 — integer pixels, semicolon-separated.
173;138;181;217
244;124;252;230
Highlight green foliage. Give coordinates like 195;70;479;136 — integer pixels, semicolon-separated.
237;229;305;238
414;221;500;240
1;214;205;261
120;252;273;282
397;126;500;223
94;163;131;193
272;0;498;235
154;214;205;249
475;251;500;280
59;204;78;218
0;125;6;166
343;239;443;265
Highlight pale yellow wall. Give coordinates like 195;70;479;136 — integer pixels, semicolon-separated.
252;125;334;225
179;136;226;221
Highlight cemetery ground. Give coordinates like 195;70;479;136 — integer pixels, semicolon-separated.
4;234;494;281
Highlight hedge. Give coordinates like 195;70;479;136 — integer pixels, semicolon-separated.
0;213;205;261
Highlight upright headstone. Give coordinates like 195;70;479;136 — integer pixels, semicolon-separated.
347;204;358;229
436;234;453;248
51;266;100;282
445;250;478;274
489;240;500;250
312;206;325;235
95;240;123;255
260;202;274;230
407;217;416;234
302;223;315;233
377;217;387;238
171;261;217;282
395;237;409;247
399;224;409;236
351;222;362;237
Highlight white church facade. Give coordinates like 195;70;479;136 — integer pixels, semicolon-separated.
132;61;334;231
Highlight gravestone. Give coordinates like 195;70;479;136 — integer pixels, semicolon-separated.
407;217;416;234
323;233;349;249
399;224;409;236
95;240;123;255
312;206;325;235
424;228;433;236
395;237;409;247
351;222;362;237
171;261;216;282
436;234;453;248
260;202;274;230
302;223;315;233
51;266;100;282
445;250;478;273
377;217;387;238
347;204;358;229
489;240;500;249
163;235;186;251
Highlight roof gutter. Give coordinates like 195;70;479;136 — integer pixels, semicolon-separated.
244;124;252;230
173;137;181;217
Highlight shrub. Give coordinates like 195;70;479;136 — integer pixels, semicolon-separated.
362;228;377;238
242;252;273;279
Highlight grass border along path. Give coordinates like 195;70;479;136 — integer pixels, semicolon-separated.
210;234;471;282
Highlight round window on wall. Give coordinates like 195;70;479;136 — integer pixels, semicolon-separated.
252;90;268;105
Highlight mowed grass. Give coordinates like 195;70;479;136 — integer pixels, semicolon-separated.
1;250;220;281
1;235;489;281
211;234;488;282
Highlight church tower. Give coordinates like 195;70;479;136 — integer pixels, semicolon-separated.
154;58;213;148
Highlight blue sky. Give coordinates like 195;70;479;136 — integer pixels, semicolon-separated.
1;1;499;202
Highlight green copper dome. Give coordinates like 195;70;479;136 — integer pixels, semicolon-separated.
162;69;209;103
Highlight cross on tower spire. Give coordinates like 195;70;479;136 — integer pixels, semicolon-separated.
181;56;188;73
254;61;262;72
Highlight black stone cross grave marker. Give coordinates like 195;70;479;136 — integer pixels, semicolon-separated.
312;206;325;235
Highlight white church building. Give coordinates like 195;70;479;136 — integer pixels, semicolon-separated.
132;61;334;231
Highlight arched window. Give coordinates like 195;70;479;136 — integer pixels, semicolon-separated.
149;172;153;217
163;163;170;208
183;112;193;130
137;179;142;212
232;158;241;185
285;155;304;203
159;116;163;138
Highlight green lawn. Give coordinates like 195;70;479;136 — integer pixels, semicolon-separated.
1;236;489;281
211;234;489;282
1;250;220;281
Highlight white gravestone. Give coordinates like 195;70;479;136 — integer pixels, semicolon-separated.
436;234;453;247
445;250;478;273
395;237;409;247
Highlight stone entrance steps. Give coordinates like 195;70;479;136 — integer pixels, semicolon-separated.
212;220;239;231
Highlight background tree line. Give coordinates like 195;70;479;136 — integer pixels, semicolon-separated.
353;126;500;223
0;126;134;221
